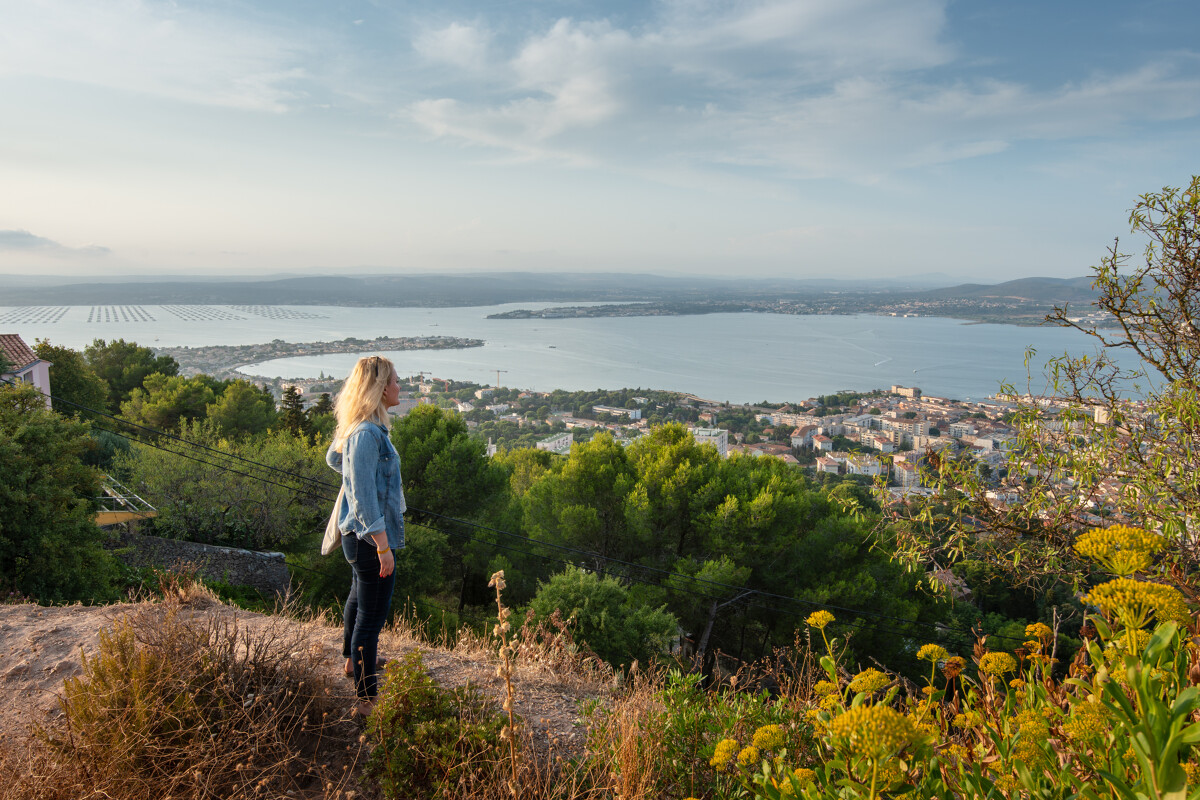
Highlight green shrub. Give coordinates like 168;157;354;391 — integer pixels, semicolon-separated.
366;651;510;799
528;566;678;669
0;382;118;603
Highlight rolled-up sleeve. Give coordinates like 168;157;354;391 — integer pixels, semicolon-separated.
343;428;386;539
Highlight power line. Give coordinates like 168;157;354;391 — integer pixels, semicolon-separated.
92;410;968;643
5;377;1022;646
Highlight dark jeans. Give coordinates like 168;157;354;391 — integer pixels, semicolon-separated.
341;535;396;699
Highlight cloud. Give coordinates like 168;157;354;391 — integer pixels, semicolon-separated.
0;230;110;257
397;1;1200;183
0;0;313;112
414;22;492;71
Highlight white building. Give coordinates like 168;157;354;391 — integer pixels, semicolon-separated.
388;397;424;417
536;432;573;454
948;421;976;439
593;404;642;420
791;425;818;449
864;434;894;453
0;334;51;409
816;456;842;474
893;460;921;488
846;455;886;478
691;427;729;457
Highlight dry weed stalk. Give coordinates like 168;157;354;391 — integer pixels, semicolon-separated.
489;570;520;795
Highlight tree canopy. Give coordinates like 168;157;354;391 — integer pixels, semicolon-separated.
121;373;216;432
392;404;503;521
207;380;277;438
0;382;117;602
33;340;109;421
85;338;179;413
890;175;1200;588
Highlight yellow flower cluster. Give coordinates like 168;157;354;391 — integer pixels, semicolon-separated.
710;738;738;772
1025;622;1053;643
806;610;835;630
772;767;817;796
737;746;761;767
1074;524;1165;576
827;704;919;759
791;768;816;787
1063;700;1109;744
1012;710;1050;768
1184;761;1200;787
951;711;981;729
752;724;785;751
942;744;968;764
1104;628;1153;660
849;668;890;694
917;643;949;663
907;708;938;738
978;652;1017;677
1083;577;1190;629
995;775;1021;793
813;680;839;696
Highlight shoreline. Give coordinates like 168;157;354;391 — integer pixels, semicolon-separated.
155;335;483;381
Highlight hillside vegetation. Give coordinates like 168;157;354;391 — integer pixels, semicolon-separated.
1;176;1198;798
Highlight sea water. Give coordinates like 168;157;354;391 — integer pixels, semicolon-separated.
0;303;1113;404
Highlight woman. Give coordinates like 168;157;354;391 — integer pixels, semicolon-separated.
326;355;406;715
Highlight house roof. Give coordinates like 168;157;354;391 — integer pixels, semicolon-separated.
0;334;37;372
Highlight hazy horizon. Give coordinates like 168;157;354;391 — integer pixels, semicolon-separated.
2;0;1197;281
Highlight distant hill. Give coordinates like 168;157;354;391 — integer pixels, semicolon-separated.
914;276;1096;303
0;271;1094;307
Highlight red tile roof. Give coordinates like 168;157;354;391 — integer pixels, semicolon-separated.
0;334;37;371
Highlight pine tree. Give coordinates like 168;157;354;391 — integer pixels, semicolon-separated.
277;386;312;439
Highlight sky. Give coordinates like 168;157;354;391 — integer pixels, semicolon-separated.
1;0;1197;282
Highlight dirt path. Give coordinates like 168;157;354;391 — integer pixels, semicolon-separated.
0;599;606;760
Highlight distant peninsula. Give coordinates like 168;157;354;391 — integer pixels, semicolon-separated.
156;335;482;380
0;271;1104;328
486;276;1107;327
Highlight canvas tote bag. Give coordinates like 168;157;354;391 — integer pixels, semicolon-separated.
320;485;346;556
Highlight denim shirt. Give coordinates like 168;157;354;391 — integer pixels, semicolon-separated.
326;422;406;550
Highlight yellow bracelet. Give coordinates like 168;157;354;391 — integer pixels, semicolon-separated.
376;546;389;554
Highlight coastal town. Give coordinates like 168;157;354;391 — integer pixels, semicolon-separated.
1;323;1131;533
270;368;1117;515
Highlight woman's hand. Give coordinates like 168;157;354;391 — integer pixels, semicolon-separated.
378;548;394;578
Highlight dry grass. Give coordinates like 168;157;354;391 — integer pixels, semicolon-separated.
448;607;616;693
0;569;645;800
0;574;364;800
580;669;665;800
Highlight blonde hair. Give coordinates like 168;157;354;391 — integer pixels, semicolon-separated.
332;355;397;452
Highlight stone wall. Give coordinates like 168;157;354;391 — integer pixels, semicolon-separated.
108;530;290;596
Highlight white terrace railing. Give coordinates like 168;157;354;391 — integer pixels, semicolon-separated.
96;475;157;527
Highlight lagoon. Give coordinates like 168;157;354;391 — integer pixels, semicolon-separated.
0;303;1109;404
